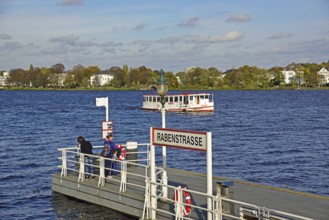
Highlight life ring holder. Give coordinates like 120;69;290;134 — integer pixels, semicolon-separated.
174;186;192;217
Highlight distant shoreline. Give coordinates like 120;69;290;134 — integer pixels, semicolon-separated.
1;86;329;91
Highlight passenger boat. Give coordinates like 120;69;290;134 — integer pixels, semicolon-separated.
142;93;214;112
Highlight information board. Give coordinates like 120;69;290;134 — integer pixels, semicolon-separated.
102;121;113;139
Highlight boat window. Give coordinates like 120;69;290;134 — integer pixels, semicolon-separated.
157;97;160;102
165;97;169;102
153;97;156;102
200;95;204;99
205;95;208;99
174;97;178;102
144;97;147;101
170;97;173;102
179;96;182;102
190;96;193;101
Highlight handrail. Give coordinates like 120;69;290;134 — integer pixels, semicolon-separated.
143;180;313;220
58;143;151;193
58;144;313;220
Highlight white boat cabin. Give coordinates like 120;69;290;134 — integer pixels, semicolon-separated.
142;93;214;112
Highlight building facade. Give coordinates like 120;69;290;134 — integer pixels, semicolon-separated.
281;70;296;84
90;73;113;87
317;67;329;85
0;72;9;86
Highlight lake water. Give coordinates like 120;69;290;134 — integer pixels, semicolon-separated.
0;90;328;219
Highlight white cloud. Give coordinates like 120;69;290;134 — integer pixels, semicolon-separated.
177;16;200;27
100;41;123;47
132;31;243;47
271;47;280;52
57;0;84;6
50;35;79;44
185;31;244;43
225;13;251;23
267;32;294;40
0;42;22;50
0;34;12;40
43;46;69;54
133;23;146;31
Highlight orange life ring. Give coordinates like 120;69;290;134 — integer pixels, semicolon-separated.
174;187;192;216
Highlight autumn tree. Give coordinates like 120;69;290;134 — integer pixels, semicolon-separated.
8;68;28;86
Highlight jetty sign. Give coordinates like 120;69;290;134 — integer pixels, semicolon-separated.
151;127;207;151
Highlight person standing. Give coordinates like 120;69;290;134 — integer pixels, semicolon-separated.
104;134;121;158
104;134;121;175
77;136;94;179
101;144;112;177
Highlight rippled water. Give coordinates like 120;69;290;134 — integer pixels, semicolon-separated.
0;90;328;219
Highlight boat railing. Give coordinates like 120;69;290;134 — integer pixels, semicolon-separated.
58;143;151;193
142;180;313;220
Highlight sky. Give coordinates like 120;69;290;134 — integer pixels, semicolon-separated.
0;0;328;72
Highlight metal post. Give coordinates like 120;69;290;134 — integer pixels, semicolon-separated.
61;149;67;177
207;132;213;220
161;107;168;199
150;127;157;219
98;157;105;187
120;160;127;192
78;154;85;182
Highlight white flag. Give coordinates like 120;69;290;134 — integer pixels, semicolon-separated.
96;97;108;107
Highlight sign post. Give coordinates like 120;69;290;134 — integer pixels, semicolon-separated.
96;97;112;138
96;97;109;121
151;127;213;220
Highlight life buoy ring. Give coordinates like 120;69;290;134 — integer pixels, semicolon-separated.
174;187;192;216
116;145;126;161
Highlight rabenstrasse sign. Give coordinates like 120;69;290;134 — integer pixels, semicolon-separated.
152;127;207;151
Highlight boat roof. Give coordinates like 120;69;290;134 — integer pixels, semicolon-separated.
143;93;212;97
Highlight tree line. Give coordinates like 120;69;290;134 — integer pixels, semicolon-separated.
1;61;329;89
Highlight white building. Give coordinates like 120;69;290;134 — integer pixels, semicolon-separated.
281;70;296;84
0;71;9;86
317;67;329;85
176;76;181;84
90;73;113;86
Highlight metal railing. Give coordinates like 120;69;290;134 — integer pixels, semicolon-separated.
58;144;313;220
58;143;151;193
142;180;313;220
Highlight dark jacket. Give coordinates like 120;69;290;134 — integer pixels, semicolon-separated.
80;140;93;155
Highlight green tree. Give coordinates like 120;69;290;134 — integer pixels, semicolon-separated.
50;63;65;74
111;66;125;87
71;64;85;87
208;67;222;88
165;71;179;88
8;68;28;86
63;74;76;88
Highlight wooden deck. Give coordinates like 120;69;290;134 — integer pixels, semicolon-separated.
52;167;329;220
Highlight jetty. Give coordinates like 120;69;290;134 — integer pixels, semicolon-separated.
52;142;329;220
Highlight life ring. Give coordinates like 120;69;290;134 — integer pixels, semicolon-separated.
174;187;192;216
116;145;126;161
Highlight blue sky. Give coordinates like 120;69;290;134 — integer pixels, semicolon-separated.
0;0;328;72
